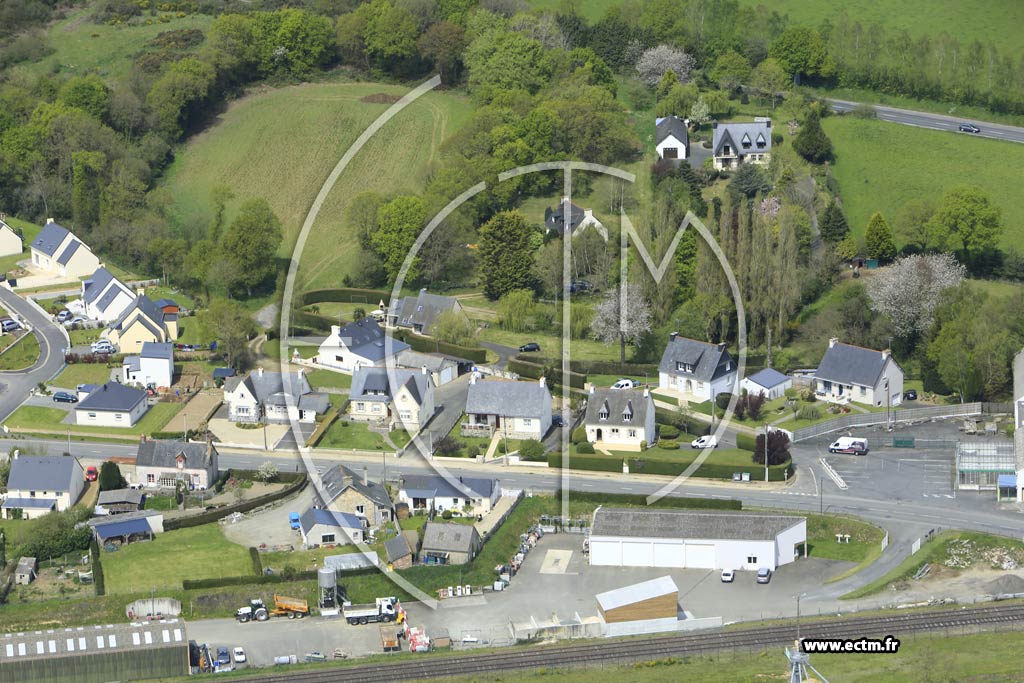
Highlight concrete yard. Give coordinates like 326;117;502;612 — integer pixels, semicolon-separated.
220;484;316;550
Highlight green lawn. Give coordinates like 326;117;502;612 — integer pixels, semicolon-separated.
316;419;389;450
476;326;618;362
823;116;1024;250
19;7;213;80
67;327;104;346
52;363;114;388
0;333;39;370
0;216;39;276
260;545;360;572
803;513;885;570
143;495;176;511
160;81;474;290
526;0;623;22
305;368;352;390
101;525;253;595
5;402;183;437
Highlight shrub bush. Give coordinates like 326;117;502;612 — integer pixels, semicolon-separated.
797;405;822;421
571;427;587;444
441;509;453;520
547;453;622;472
771;132;784;145
518;439;545;460
576;441;595;454
465;444;481;458
249;547;262;576
182;570;319;590
434;436;462;456
658;439;678;449
659;424;679;440
735;432;756;452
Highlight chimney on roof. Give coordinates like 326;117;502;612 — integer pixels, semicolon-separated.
0;213;6;222
257;367;264;377
589;384;595;394
363;466;369;486
766;118;772;128
538;376;546;388
882;348;891;360
421;365;427;375
829;337;839;349
46;217;54;224
331;324;340;337
711;121;718;129
296;368;303;381
669;332;678;342
643;386;650;398
717;342;727;353
470;374;476;385
343;472;352;488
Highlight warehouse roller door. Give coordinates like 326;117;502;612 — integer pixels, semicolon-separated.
684;543;715;568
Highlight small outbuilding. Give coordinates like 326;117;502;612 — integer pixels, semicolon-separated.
588;507;806;572
596;575;678;624
299;508;364;548
14;557;37;585
95;488;145;515
421;522;482;565
89;511;164;548
740;368;793;401
385;532;414;570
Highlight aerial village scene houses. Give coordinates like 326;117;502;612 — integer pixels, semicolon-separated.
1;4;1024;681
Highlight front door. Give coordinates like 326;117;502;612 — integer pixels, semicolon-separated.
595;428;603;441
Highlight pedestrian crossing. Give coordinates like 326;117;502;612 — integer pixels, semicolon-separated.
922;493;955;499
772;490;817;497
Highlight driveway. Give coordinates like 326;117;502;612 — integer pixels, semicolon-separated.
479;342;518;370
406;374;471;457
0;289;67;422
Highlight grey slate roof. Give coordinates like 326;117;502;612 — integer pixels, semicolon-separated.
656;115;689;146
713;120;772;157
545;200;586;233
592;507;805;541
327;319;409;362
111;295;167;334
396;349;457;374
83;267;116;304
815;341;894;388
400;474;496;501
225;370;317;409
97;488;145;506
745;368;790;390
95;283;130;314
140;342;174;361
465;378;551;419
77;382;146;412
385;533;412;563
56;239;81;265
30;222;70;256
6;455;82;492
584;388;652;428
389;290;461;333
298;392;330;413
350;367;430;406
422;522;480;554
123;356;142;372
136;440;217;471
300;507;362;535
658;336;734;382
319;464;392;508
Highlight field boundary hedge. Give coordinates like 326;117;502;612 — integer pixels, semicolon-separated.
556;489;742;510
546;453;622;472
306;404;344;447
301;288;391;306
510;358;586;389
629;456;793;481
164;475;308;531
392;330;486;363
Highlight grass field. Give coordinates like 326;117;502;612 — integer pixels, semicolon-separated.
305;368;352;390
823;116;1024;250
316;419;388;450
102;524;252;594
0;332;39;370
739;0;1024;56
52;363;115;387
16;7;212;80
0;217;40;276
161;81;474;290
5;402;182;437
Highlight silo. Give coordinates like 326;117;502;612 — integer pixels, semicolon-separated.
318;566;338;610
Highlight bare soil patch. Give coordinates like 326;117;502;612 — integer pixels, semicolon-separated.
360;93;401;104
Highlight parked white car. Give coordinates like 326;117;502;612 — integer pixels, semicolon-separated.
720;569;735;583
690;435;718;449
611;378;635;389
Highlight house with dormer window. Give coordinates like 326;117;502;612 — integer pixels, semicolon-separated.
658;334;738;403
584;386;655;450
712;119;772;170
315;319;410;374
386;288;466;337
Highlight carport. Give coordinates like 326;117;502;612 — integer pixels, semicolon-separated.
94;517;154;548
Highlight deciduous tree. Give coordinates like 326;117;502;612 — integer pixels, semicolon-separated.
866;253;965;337
925;186;1001;269
418;20;466;83
497;289;535;333
219;198;283;297
635;44;695;86
753;429;790;466
372;195;426;283
750;57;787;108
710;50;752;91
591;284;652;363
198;298;257;369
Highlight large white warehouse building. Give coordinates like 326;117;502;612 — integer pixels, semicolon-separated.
588;508;806;572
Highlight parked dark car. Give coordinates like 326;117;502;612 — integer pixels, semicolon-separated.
958;123;981;134
216;647;231;666
56;310;73;323
552;414;565;428
52;391;78;403
519;342;541;353
569;280;592;294
904;389;918;401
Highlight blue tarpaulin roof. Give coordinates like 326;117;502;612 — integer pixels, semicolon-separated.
997;474;1017;488
94;517;153;540
1;498;56;510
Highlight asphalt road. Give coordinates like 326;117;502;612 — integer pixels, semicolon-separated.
828;98;1024;143
0;289;67;423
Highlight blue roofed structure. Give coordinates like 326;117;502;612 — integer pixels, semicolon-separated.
93;517;155;542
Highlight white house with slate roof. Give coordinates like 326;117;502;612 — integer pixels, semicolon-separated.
543;197;605;237
299;508;364;548
463;376;552;440
75;382;149;427
1;454;84;519
397;474;500;515
316;319;410;374
387;289;467;337
711;119;772;170
136;439;219;489
396;349;458;386
28;219;100;278
0;215;23;257
655;115;689;161
122;341;174;389
588;507;806;571
740;368;792;401
584;387;656;450
348;366;435;431
658;334;738;403
82;267;135;322
814;338;903;408
421;521;482;565
224;368;329;424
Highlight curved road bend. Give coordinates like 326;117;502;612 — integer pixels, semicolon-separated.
828;98;1024;144
0;288;67;422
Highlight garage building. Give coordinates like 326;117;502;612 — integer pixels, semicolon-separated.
596;575;678;623
588;507;806;571
0;620;188;683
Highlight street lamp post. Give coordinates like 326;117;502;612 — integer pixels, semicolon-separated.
796;592;806;643
763;423;769;482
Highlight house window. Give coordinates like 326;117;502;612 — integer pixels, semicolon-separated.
372;404;381;413
747;556;757;564
147;474;155;483
598;408;609;420
723;145;731;155
697;381;704;390
628;429;637;438
399;411;411;420
237;406;249;415
356;402;365;411
522;418;532;427
356;504;365;515
676;362;694;373
622;411;632;422
321;534;336;544
115;413;122;421
335;355;343;362
860;386;866;396
88;412;96;419
611;428;619;435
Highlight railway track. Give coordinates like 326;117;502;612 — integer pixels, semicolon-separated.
233;602;1024;683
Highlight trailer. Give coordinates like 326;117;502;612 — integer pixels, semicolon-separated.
342;596;401;625
236;595;309;622
380;625;401;653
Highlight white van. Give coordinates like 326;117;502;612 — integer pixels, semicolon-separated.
829;437;869;455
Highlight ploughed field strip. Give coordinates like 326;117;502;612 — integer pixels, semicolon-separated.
231;602;1024;683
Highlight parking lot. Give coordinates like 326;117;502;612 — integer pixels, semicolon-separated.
220;483;316;550
823;447;955;499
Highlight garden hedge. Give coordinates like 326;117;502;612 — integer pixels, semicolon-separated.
292;309;335;332
556;489;742;510
735;433;756;452
531;359;658;377
301;288;391;306
628;456;793;481
165;475;308;531
546;453;623;472
249;547;262;576
183;570;318;590
392;330;486;363
508;358;586;389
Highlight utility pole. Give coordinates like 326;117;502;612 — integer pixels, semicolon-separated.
764;424;769;482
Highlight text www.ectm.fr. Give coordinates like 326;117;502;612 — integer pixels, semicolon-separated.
800;637;901;654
